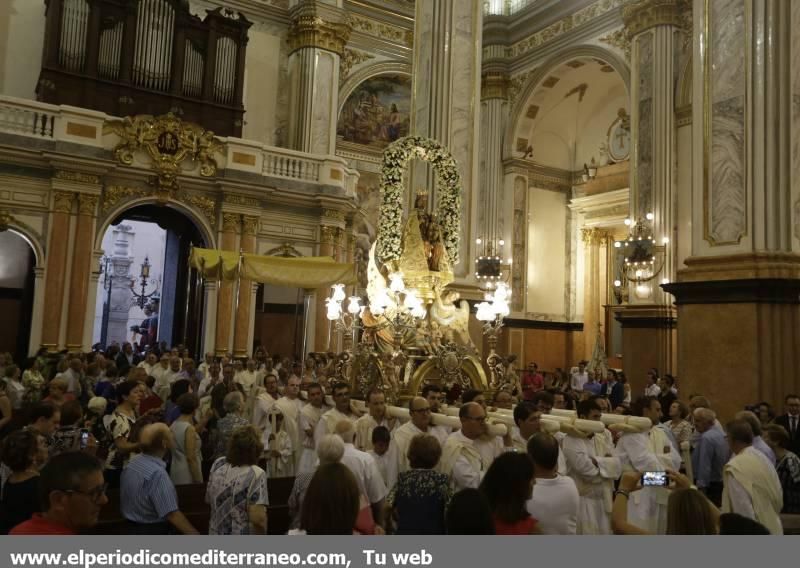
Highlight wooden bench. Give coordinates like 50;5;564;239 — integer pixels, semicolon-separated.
94;476;296;535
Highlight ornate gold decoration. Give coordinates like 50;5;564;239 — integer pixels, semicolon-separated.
53;191;75;213
340;48;375;80
481;71;510;101
77;194;99;216
224;194;261;208
322;209;346;223
181;194;217;227
334;227;346;249
54;171;101;185
508;0;629;58
222;213;241;233
0;209;13;232
622;0;686;37
101;186;148;214
287;13;351;56
320;225;337;246
600;28;632;60
241;215;260;236
266;243;303;257
349;14;412;48
508;69;535;110
104;113;225;191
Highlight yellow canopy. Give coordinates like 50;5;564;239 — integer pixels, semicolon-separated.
189;247;357;288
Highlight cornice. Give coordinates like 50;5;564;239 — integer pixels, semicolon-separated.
287;6;352;56
622;0;685;37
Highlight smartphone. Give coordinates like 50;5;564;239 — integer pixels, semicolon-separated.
642;471;669;487
79;429;90;450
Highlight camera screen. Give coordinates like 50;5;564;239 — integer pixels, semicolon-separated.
642;471;668;487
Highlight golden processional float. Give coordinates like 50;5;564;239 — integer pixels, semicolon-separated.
323;136;514;404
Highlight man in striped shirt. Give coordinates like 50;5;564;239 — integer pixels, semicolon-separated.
120;423;198;534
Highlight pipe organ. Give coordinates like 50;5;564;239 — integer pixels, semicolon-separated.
39;0;251;137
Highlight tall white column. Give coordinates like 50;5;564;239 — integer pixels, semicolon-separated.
410;0;483;276
286;1;350;154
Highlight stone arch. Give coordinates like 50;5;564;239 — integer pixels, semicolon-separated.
5;222;44;268
504;45;631;160
337;61;412;116
94;196;216;251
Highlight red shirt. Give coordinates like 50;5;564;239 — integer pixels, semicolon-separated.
521;372;544;400
9;514;76;535
494;515;537;535
138;393;163;415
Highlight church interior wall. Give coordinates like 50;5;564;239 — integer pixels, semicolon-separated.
0;0;46;100
675;121;692;269
525;186;567;319
241;23;287;146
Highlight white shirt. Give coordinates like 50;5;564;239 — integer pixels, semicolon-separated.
447;431;488;491
368;449;392;487
527;475;580;535
341;443;388;505
571;371;588;391
644;384;661;397
235;370;258;395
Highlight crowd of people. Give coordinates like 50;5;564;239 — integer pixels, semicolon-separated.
0;346;798;536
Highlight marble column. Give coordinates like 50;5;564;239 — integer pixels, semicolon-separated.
232;215;259;358
410;0;482;275
313;224;337;352
581;228;611;361
663;0;800;420
214;213;240;356
615;0;684;385
41;191;74;351
107;225;134;346
65;194;99;350
286;1;350;154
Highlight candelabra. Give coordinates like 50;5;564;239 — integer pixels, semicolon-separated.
475;282;511;388
325;284;364;351
612;213;668;291
369;272;427;351
130;256;159;310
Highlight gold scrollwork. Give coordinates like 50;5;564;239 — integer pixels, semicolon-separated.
54;171;101;185
581;227;612;246
53;191;75;213
104;113;225;191
222;213;242;233
0;209;14;231
101;186;148;214
320;225;337;246
266;243;303;258
241;216;260;236
622;0;686;38
322;209;346;223
340;48;375;80
101;185;217;228
481;72;510;101
287;15;351;56
600;28;632;60
180;194;217;228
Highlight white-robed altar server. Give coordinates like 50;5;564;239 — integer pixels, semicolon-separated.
440;402;512;491
386;397;440;487
297;383;330;474
274;375;304;471
614;396;681;534
313;382;360;447
561;399;621;534
511;403;567;475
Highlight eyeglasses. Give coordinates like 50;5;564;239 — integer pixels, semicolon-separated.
64;483;108;503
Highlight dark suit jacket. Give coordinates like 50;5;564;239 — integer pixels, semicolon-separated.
602;381;625;409
774;414;800;455
115;352;139;377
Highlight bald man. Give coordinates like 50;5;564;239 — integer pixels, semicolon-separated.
120;424;198;534
440;402;512;491
386;396;447;487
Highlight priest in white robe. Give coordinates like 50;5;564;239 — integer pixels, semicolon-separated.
385;396;438;487
313;382;360;447
355;389;399;451
297;383;330;474
562;399;621;534
511;402;567;475
440;402;512;491
275;376;304;471
614;396;681;534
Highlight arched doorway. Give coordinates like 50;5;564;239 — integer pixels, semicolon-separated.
0;230;36;363
92;204;207;357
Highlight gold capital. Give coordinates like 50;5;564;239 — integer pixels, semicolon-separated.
622;0;686;38
322;209;346;223
242;215;260;236
53;191;75;214
581;227;611;246
77;194;99;216
320;225;337;245
222;213;241;233
287;12;351;56
481;71;510;101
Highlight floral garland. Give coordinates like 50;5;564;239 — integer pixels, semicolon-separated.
377;135;462;266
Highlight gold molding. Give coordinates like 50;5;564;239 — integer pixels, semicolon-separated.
182;194;217;228
101;185;217;227
241;215;260;236
222;213;242;233
54;170;101;185
287;15;351;56
349;14;412;48
320;225;337;245
77;194;99;216
481;71;510;101
224;194;261;208
65;122;97;139
322;209;346;223
53;191;74;213
581;227;612;246
622;0;686;38
101;185;147;214
266;243;304;258
0;209;14;231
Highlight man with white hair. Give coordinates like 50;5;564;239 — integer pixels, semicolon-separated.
120;423;198;534
288;434;344;529
335;420;387;525
355;388;398;451
440;402;512;491
735;410;776;466
692;407;729;506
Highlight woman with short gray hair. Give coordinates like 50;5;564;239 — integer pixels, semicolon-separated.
288;434;345;530
211;391;249;461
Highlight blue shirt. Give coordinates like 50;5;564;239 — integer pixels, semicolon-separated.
120;453;179;524
582;382;602;395
692;428;729;489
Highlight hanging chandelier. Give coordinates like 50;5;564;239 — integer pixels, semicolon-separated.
612;213;668;294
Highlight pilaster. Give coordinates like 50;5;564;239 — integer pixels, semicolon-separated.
214;213;241;356
233;215;259;357
66;192;100;350
313;212;340;352
41;190;75;351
